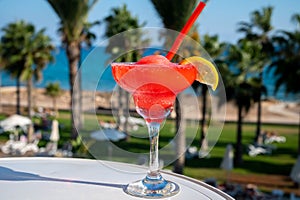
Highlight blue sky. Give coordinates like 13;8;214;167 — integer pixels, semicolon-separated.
0;0;299;45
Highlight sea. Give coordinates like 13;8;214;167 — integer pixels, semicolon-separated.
0;46;299;102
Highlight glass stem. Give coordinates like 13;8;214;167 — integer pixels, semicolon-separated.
147;122;161;178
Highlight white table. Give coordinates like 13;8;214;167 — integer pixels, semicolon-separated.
0;157;233;200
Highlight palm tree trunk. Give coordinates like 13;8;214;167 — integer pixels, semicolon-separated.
255;73;263;143
117;88;129;139
16;75;21;115
117;88;123;126
124;91;129;134
78;53;83;129
0;92;1;114
66;41;81;139
27;78;34;118
255;96;262;142
234;103;243;166
116;87;122;130
200;86;208;147
173;95;186;174
298;111;300;155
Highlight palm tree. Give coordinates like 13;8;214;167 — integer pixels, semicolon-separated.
150;0;198;174
0;21;30;115
271;13;300;154
47;0;99;139
104;4;147;137
45;82;62;117
0;20;53;117
223;41;266;166
237;7;274;143
24;29;54;118
196;34;226;150
271;14;300;95
0;47;2;113
181;31;226;151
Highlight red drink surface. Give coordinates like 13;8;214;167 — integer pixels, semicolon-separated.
111;60;197;112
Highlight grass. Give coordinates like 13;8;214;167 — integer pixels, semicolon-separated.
0;111;298;186
182;122;298;186
78;113;298;178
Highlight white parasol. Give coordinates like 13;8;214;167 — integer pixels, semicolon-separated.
290;156;300;184
220;144;234;171
50;119;60;142
220;144;234;182
90;128;126;142
0;114;31;133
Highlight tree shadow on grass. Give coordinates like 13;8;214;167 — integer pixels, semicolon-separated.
239;158;294;175
186;157;223;168
270;146;298;158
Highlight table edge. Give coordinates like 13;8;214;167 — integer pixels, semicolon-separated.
0;157;234;199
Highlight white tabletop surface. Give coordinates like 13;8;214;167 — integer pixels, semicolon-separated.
0;157;233;200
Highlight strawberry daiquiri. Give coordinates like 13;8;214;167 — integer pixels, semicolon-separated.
111;53;218;198
112;55;197;123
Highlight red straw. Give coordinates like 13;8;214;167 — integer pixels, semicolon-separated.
166;1;207;60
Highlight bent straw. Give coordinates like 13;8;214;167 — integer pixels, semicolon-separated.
166;0;208;60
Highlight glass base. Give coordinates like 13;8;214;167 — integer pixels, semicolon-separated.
124;174;180;198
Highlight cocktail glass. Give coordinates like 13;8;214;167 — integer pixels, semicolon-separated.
111;56;197;198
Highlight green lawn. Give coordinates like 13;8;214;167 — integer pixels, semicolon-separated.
73;113;298;178
183;122;298;181
0;111;298;183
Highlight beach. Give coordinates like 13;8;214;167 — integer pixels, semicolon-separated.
0;86;111;113
0;86;299;125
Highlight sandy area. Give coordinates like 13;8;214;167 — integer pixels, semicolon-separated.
0;86;299;125
0;86;111;113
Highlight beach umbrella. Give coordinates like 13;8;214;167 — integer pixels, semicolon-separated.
221;144;234;171
50;119;60;142
90;128;126;142
0;114;31;133
220;144;234;182
290;156;300;184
